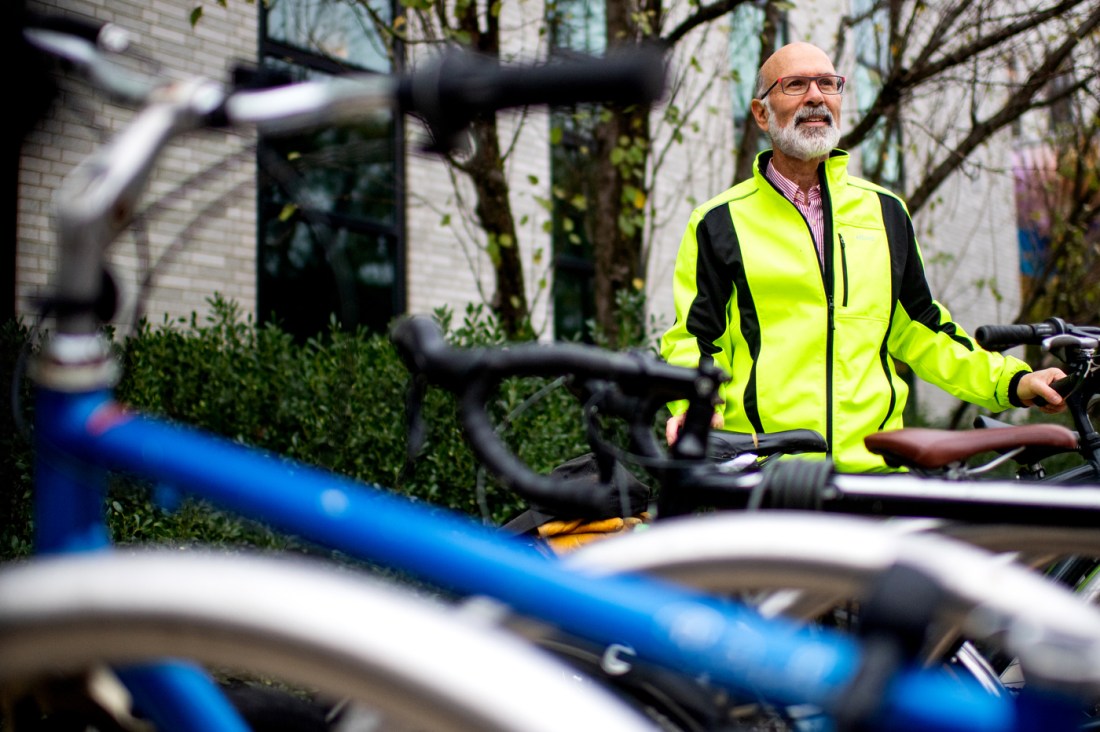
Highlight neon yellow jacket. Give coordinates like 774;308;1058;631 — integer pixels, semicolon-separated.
661;150;1030;472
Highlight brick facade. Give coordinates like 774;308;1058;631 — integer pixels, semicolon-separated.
19;0;258;330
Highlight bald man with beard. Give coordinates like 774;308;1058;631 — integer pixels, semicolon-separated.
660;41;1066;473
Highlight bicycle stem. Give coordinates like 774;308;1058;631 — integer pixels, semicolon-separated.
53;78;226;335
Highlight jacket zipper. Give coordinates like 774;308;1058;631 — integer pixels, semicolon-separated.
820;166;835;459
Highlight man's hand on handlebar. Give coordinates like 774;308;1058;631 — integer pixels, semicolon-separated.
1018;367;1069;414
665;410;724;445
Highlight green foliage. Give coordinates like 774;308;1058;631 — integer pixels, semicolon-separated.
586;286;665;354
0;299;594;560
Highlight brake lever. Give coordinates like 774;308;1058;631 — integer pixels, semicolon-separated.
670;362;725;461
1033;334;1097;407
1043;333;1100;358
400;373;429;482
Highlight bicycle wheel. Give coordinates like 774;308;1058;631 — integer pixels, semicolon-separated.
929;522;1100;573
0;550;659;732
565;511;1100;696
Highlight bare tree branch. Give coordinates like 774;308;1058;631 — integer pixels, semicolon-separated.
832;5;880;62
906;4;1100;212
661;0;753;48
841;0;1090;148
907;0;973;74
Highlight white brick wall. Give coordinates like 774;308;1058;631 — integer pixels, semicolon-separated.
18;0;257;331
910;131;1024;418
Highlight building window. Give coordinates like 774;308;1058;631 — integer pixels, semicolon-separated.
729;4;769;129
547;0;605;56
258;0;403;339
852;0;903;189
547;0;604;342
549;106;600;341
729;3;787;172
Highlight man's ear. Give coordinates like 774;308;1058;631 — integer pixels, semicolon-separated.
750;98;769;132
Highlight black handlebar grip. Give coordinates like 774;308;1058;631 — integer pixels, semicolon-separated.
473;47;667;112
974;322;1059;350
397;47;667;152
402;46;667;116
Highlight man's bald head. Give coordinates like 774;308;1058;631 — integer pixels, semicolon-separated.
755;42;836;99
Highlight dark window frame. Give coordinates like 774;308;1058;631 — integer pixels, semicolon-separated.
852;0;905;190
547;1;604;342
549;108;600;342
256;0;406;339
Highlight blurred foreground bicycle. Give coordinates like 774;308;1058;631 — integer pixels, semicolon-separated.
4;15;1100;732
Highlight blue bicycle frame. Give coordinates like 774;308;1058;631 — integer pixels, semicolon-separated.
32;354;1065;732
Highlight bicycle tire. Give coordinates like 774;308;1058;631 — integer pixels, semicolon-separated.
565;511;1100;696
929;522;1100;570
0;550;659;732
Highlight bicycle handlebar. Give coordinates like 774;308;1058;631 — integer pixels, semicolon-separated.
975;317;1100;352
226;47;666;144
391;316;726;516
394;316;1100;524
26;20;666;147
976;317;1100;407
974;319;1065;350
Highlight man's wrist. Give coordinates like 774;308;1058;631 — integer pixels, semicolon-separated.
1008;369;1029;408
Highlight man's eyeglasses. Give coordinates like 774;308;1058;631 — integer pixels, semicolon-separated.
759;75;846;98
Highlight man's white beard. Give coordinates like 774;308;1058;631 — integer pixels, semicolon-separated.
767;102;841;161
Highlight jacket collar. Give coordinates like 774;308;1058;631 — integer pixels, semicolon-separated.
754;149;850;190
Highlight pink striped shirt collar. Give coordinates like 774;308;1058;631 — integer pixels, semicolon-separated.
764;159;825;265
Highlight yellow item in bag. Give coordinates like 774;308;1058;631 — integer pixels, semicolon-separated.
537;512;650;554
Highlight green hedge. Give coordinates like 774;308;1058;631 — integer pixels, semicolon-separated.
0;299;605;561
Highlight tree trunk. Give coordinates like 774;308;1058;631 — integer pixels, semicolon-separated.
592;105;650;346
733;1;781;184
588;0;659;346
449;0;532;339
466;121;531;339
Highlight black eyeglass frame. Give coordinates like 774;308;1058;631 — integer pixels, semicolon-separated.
758;75;846;99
